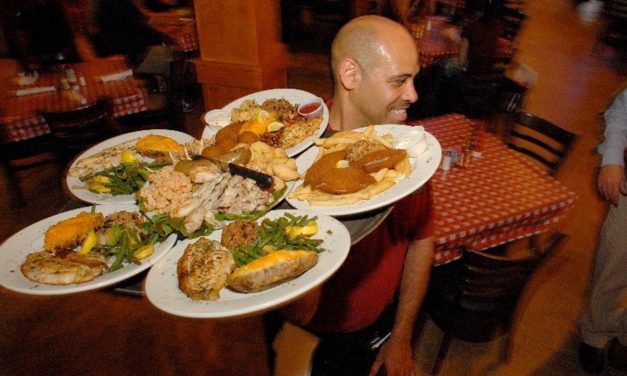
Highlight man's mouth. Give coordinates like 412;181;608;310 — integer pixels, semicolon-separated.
390;108;408;118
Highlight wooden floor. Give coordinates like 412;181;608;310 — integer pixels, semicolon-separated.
1;0;626;375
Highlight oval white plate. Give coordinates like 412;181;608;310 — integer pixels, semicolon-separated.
201;88;329;157
286;124;442;217
65;129;195;205
0;204;178;295
145;209;350;318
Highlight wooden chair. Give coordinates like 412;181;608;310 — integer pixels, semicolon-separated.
501;7;528;41
426;232;566;374
505;111;577;175
0;134;57;206
39;99;117;164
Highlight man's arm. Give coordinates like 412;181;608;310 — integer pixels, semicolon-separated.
598;89;627;205
370;236;434;376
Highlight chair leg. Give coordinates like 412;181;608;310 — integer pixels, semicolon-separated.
2;162;26;207
432;331;453;375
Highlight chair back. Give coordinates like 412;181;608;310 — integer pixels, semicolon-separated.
40;99;114;162
428;232;565;340
0;134;57;205
501;7;528;41
505;111;577;175
427;232;565;374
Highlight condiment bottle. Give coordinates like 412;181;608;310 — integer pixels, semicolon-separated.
472;122;486;157
461;142;472;167
442;150;451;171
66;68;77;83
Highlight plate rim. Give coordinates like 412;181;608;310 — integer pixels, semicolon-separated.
144;208;351;318
0;203;178;296
286;124;442;217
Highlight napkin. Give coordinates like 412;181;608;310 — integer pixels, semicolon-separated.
100;69;133;83
14;86;56;96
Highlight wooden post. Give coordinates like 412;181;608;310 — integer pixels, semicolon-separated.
192;0;288;110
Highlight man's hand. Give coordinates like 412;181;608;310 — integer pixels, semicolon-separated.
369;335;416;376
598;165;626;206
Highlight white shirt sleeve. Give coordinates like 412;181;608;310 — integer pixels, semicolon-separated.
599;89;627;166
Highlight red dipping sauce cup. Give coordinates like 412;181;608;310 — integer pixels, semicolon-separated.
298;98;323;120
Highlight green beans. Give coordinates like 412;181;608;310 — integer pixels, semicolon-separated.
94;213;176;273
82;161;168;195
233;214;326;267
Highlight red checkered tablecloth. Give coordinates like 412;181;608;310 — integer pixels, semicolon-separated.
416;37;461;68
0;56;148;143
152;21;199;53
412;114;577;266
143;8;198;53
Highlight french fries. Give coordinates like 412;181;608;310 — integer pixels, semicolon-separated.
289;126;412;206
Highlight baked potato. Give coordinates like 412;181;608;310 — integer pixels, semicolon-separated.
227;250;318;293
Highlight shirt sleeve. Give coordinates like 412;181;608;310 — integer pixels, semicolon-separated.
599;89;627;166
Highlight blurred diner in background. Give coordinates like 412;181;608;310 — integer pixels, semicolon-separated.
1;0;626;375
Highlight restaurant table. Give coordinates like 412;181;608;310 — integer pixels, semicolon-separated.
413;114;577;266
143;8;199;53
411;17;461;69
416;36;461;68
0;56;149;143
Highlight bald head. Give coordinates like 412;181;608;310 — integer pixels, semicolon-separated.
331;16;415;79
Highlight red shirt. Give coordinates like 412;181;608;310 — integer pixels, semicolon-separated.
305;118;435;333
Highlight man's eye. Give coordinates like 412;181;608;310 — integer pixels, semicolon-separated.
392;79;406;87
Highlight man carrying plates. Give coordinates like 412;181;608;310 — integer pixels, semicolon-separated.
270;15;434;376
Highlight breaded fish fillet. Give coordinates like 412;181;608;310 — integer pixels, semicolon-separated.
44;212;104;253
135;135;184;157
21;250;107;285
177;238;235;300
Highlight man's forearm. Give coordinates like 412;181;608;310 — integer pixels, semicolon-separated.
390;236;434;342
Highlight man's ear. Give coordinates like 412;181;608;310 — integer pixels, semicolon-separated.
338;58;361;90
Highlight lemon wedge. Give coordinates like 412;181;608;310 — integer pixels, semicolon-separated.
79;230;98;254
267;121;285;132
286;221;318;239
88;182;111;193
335;160;349;168
91;175;111;184
256;110;271;123
121;150;139;164
133;244;154;261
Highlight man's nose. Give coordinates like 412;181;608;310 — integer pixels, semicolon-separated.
404;82;418;103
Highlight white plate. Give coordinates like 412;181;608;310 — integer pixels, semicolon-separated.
201;88;329;157
286;124;442;217
0;204;178;296
145;209;350;318
65;129;195;205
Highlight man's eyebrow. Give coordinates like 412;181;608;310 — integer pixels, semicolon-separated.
388;73;414;81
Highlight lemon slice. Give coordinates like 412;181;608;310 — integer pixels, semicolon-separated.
79;230;98;254
133;244;154;261
335;160;349;168
121;150;138;164
256;110;271;123
267;121;285;132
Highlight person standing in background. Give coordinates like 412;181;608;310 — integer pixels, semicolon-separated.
578;86;627;374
